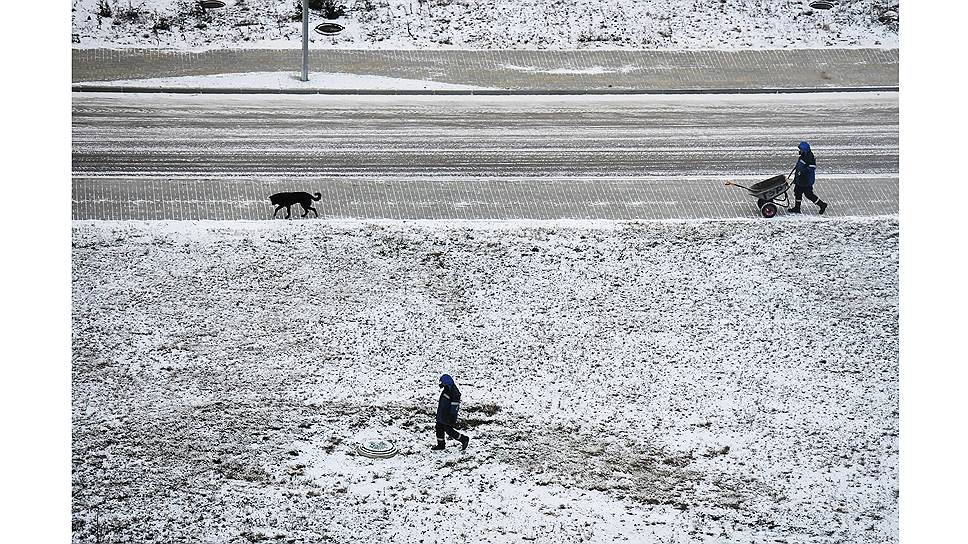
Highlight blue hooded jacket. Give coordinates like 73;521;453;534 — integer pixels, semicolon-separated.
436;374;461;425
794;141;817;187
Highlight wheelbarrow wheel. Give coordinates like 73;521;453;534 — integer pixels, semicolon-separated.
759;202;778;218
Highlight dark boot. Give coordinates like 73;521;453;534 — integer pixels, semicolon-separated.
788;201;802;214
431;442;445;451
817;200;828;214
459;435;470;451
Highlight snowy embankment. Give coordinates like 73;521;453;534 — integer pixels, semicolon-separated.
71;0;899;50
72;218;898;543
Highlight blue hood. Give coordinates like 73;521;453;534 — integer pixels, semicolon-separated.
798;141;811;152
439;374;455;388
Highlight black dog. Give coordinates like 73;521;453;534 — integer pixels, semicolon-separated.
269;191;321;219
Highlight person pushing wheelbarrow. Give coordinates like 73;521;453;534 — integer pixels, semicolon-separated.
788;141;828;214
725;141;830;218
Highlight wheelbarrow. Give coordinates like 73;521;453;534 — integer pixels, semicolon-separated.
725;172;793;218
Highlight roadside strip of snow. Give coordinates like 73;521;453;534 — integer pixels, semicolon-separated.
78;71;494;91
71;89;899;104
500;63;640;75
69;174;901;184
73;215;898;232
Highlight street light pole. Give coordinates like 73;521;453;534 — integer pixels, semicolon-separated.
301;0;309;82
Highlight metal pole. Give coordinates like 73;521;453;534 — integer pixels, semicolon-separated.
301;0;309;82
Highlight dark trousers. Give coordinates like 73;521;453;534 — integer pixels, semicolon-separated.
794;184;821;203
435;422;464;443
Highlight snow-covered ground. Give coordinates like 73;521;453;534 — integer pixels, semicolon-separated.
71;0;900;50
77;70;493;89
72;217;898;543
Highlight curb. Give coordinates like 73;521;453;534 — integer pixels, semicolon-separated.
71;85;899;95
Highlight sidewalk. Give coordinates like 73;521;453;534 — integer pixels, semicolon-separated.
72;175;897;221
72;48;898;93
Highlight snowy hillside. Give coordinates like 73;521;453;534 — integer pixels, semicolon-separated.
71;0;900;50
72;218;898;543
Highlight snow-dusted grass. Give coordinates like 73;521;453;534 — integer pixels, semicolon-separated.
71;0;900;50
77;70;493;89
72;218;897;543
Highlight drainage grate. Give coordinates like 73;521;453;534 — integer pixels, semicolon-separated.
356;439;397;459
198;0;226;8
809;1;835;9
315;22;345;35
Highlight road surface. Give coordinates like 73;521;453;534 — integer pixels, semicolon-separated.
72;92;898;220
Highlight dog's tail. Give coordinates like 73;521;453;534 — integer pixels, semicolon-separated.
312;192;322;201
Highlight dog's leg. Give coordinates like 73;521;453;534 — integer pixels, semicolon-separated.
272;205;283;219
308;205;318;218
285;205;292;219
301;204;309;218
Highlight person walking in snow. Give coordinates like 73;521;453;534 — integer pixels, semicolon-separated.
432;374;470;451
789;141;828;214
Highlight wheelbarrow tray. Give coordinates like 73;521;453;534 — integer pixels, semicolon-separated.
746;174;790;200
726;174;793;218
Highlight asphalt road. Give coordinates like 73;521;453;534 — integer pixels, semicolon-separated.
72;92;898;220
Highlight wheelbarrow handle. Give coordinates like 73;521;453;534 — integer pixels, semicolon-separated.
725;180;751;190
